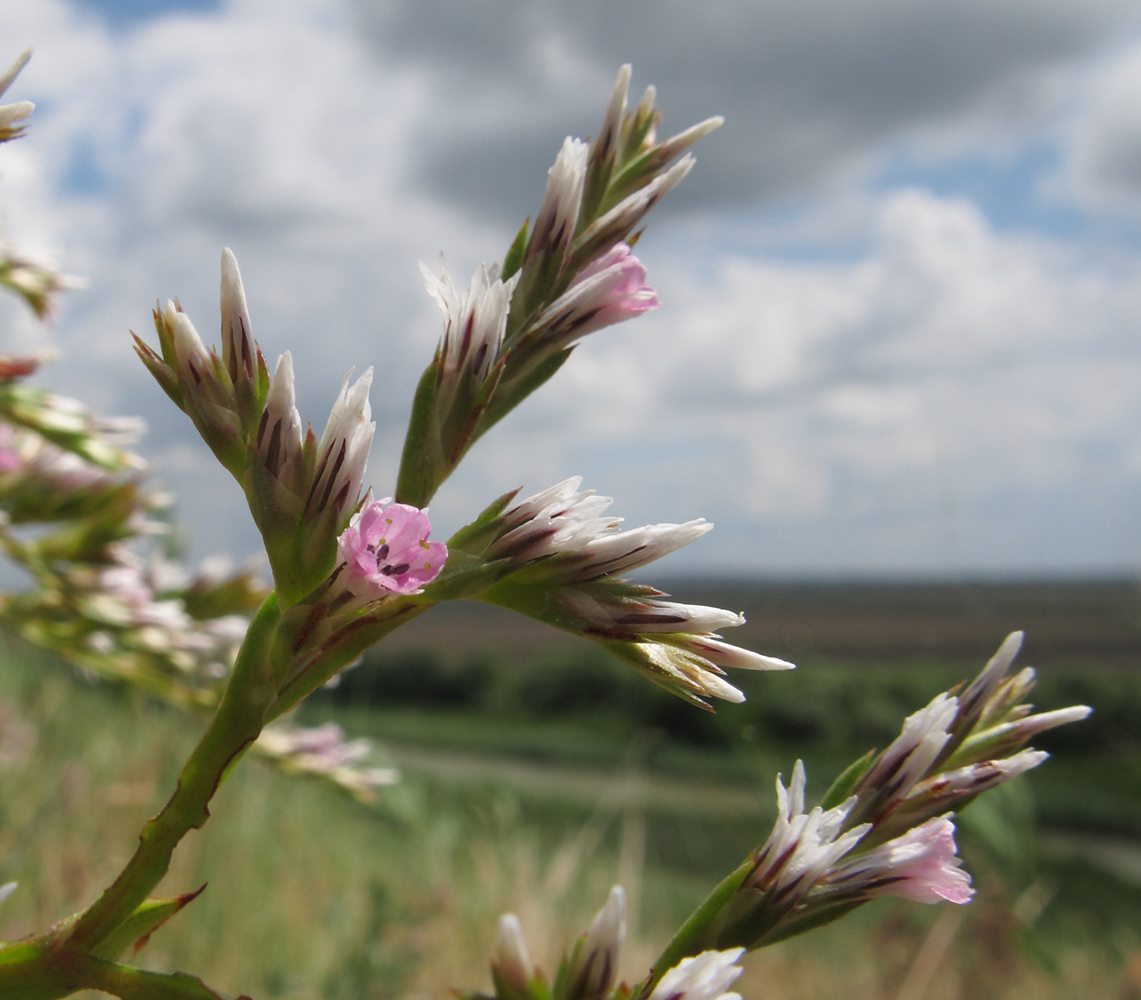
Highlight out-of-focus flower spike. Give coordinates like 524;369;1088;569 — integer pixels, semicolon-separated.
0;50;33;144
491;913;535;1000
647;948;745;1000
0;882;16;907
0;49;31;100
565;885;626;1000
254;722;398;804
0;250;83;318
0;101;33;143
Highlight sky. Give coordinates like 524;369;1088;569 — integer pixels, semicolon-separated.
3;0;1141;578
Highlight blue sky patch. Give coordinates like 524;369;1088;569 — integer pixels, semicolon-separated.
73;0;221;29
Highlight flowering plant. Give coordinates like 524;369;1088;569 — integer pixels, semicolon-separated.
0;52;1090;1000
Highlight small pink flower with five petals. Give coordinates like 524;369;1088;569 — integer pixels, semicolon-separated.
335;498;447;598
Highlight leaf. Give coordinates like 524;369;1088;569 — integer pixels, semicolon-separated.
91;886;206;962
502;218;529;281
820;749;876;810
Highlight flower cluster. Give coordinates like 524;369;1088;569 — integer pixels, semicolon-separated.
485;885;745;1000
656;632;1090;954
397;66;721;508
254;722;398;804
135;251;376;606
453;478;792;707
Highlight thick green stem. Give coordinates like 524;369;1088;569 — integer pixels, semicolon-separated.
637;857;754;997
64;594;281;953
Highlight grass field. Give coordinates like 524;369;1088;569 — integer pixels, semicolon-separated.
2;580;1140;999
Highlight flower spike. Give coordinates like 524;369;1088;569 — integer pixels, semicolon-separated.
462;478;793;708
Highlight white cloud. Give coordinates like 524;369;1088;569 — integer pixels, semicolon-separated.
1;0;1140;573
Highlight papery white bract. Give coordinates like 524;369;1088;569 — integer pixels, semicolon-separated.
335;498;447;598
487;476;707;578
566;885;626;1000
257;351;305;500
306;369;375;520
422;259;519;386
747;760;870;900
860;692;959;805
481;477;794;706
648;948;745;1000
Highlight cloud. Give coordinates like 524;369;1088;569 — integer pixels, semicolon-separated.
1;0;1141;574
470;188;1141;572
353;0;1141;218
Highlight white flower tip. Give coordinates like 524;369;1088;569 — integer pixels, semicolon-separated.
220;249;245;300
493;912;532;981
0;49;31;100
0;881;15;906
597;884;626;940
756;654;796;671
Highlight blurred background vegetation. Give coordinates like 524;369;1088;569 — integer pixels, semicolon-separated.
2;578;1140;1000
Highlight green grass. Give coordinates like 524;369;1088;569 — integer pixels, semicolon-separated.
2;616;1140;999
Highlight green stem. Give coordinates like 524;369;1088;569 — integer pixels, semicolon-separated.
638;857;754;997
64;593;281;953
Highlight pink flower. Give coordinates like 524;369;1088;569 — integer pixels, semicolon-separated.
0;423;21;470
335;498;447;598
826;816;974;905
536;243;659;347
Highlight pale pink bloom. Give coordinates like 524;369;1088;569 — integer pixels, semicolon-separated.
335;498;447;598
537;244;658;346
648;948;745;1000
0;424;19;471
826;816;974;905
255;722;399;801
